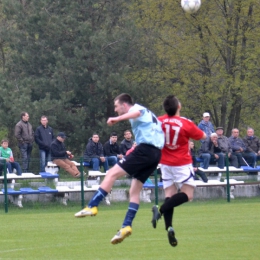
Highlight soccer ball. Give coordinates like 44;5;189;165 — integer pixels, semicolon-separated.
181;0;201;14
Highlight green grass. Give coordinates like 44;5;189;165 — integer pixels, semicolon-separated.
0;198;260;260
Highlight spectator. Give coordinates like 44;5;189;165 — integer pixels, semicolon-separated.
14;112;34;172
0;139;22;175
216;126;239;168
120;130;134;155
198;112;215;138
198;133;225;169
50;132;82;178
35;115;55;172
243;128;260;168
189;141;208;182
83;133;109;172
125;142;137;156
229;128;251;167
103;132;123;167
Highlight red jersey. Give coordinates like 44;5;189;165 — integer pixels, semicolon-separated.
158;115;204;166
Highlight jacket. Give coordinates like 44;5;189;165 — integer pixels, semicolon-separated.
14;120;34;144
120;139;134;155
103;140;120;157
199;137;222;156
228;136;246;152
243;136;260;153
217;135;232;154
198;120;215;137
50;139;68;160
83;138;104;162
35;125;55;151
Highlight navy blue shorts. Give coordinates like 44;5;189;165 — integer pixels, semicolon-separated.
117;144;161;183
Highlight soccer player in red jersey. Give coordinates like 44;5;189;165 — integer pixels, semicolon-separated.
151;95;206;247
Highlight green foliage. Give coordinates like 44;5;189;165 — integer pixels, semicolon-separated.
0;0;259;155
0;0;144;153
131;0;260;136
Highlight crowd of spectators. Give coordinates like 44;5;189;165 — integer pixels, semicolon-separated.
197;112;260;170
2;110;259;177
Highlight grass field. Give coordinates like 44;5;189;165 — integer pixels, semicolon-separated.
0;198;259;260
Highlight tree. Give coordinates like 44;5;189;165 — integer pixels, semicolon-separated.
131;0;260;136
0;0;144;157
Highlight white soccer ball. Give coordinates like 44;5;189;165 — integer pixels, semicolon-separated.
181;0;201;14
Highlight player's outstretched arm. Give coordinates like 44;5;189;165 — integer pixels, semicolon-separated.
107;110;141;126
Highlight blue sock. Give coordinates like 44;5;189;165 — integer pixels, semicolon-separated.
122;202;139;227
88;187;108;208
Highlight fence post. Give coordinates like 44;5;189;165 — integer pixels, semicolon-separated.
80;157;85;209
3;160;8;213
225;154;230;202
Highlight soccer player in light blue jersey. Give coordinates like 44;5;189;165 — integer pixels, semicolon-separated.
75;93;164;244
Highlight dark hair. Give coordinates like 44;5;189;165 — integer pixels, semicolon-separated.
114;93;133;105
92;133;99;137
41;115;48;120
110;132;117;137
124;130;131;135
20;111;28;119
1;139;9;144
163;95;179;116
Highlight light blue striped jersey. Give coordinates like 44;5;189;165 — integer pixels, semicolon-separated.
129;104;165;149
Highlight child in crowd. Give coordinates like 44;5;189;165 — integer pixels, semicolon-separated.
0;139;22;175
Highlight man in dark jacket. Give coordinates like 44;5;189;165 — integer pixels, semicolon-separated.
103;132;123;167
35;116;55;172
199;133;225;169
228;128;249;167
50;132;81;177
216;126;239;168
120;130;134;155
243;128;260;167
83;133;108;172
14;112;34;172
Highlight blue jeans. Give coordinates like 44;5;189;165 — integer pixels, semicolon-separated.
200;153;225;169
90;158;109;172
18;143;33;172
243;152;260;168
6;162;22;175
107;156;117;167
39;149;51;172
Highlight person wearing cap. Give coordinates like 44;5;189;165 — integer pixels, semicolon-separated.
242;128;260;168
50;132;81;178
35;115;55;172
198;112;215;138
198;133;225;169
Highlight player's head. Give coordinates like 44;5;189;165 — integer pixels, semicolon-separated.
163;95;181;116
114;93;133;115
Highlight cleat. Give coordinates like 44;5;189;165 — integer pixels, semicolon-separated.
151;205;161;228
110;226;132;245
167;227;178;247
74;206;98;217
